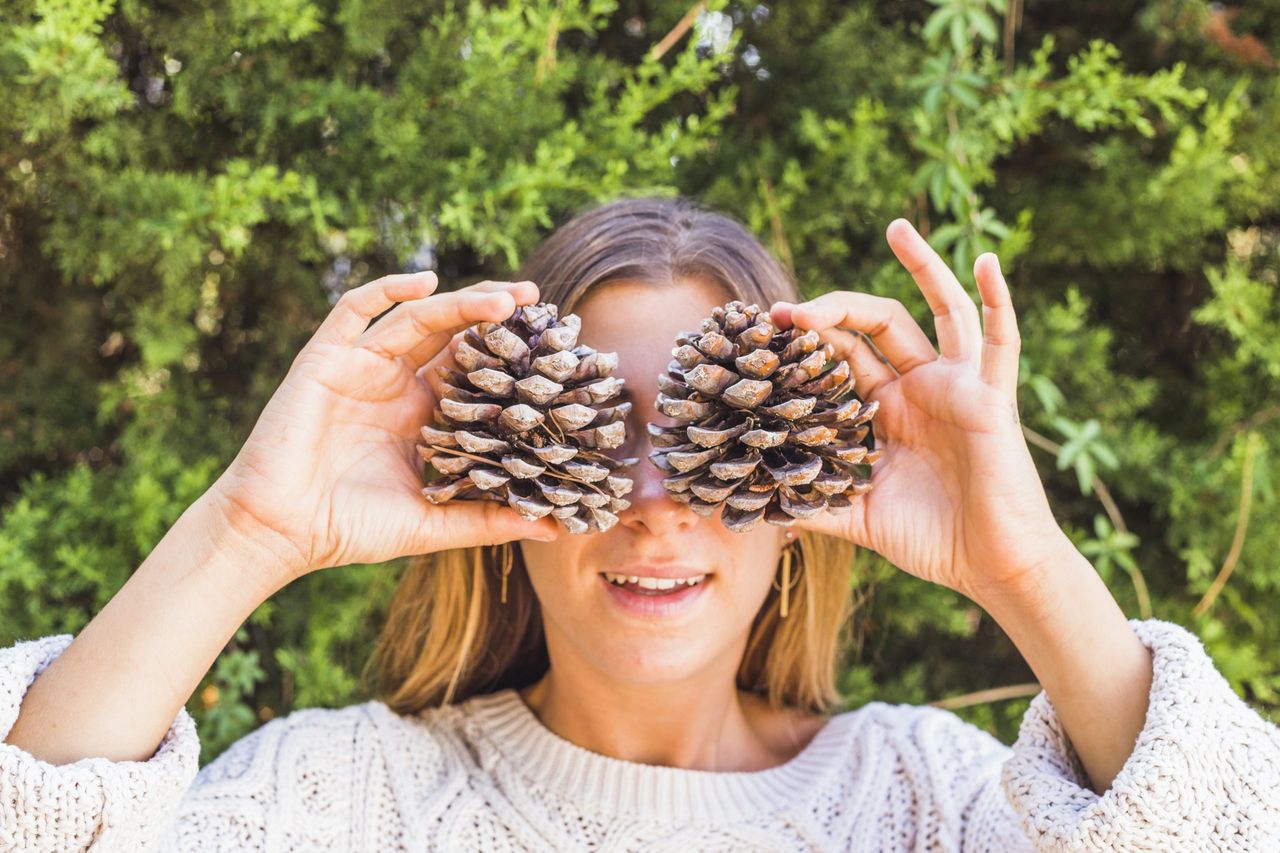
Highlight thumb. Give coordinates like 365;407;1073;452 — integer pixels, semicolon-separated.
792;495;871;549
413;500;561;553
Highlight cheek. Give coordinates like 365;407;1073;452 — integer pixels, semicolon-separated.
722;529;784;601
518;539;579;614
519;539;583;592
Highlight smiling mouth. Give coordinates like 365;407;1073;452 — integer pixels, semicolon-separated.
601;572;708;595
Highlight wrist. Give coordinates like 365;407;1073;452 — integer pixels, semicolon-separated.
977;543;1092;628
963;529;1080;618
971;538;1153;795
166;488;308;600
974;538;1141;677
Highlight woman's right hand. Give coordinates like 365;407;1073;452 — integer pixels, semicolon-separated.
207;273;560;583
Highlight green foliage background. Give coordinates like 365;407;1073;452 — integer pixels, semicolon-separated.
3;0;1278;761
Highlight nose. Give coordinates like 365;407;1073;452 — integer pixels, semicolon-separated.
617;424;699;537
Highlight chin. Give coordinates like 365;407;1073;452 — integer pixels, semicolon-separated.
593;638;717;685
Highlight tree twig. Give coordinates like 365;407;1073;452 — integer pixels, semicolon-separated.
931;681;1041;710
1021;424;1152;618
1208;403;1280;461
1003;0;1023;74
1193;432;1260;618
649;2;707;61
534;10;561;84
758;173;794;274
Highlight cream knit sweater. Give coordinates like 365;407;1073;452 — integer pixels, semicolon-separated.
2;618;1278;851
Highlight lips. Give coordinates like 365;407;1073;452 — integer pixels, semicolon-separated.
601;571;707;594
598;570;710;617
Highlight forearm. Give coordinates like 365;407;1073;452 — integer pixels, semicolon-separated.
978;536;1153;794
4;489;298;764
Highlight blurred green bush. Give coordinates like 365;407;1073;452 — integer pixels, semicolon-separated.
2;0;1277;760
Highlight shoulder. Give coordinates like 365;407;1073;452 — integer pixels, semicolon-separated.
175;699;485;849
190;702;380;806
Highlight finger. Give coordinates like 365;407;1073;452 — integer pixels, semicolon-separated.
884;219;983;364
415;499;561;551
311;272;439;347
359;280;540;368
791;492;871;549
415;330;467;395
773;292;938;373
816;325;899;399
973;253;1020;399
401;281;539;369
416;330;461;382
393;289;517;365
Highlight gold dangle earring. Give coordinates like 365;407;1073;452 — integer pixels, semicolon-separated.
773;533;803;618
492;543;515;604
501;544;514;604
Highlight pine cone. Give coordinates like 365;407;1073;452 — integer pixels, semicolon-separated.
649;300;882;532
417;303;635;534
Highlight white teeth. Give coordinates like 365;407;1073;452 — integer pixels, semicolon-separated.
603;572;706;588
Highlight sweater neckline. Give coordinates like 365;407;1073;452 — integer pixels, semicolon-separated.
461;687;857;823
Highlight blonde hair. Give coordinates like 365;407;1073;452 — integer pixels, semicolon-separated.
371;197;867;716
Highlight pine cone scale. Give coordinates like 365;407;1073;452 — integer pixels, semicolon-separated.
721;379;773;408
735;349;780;378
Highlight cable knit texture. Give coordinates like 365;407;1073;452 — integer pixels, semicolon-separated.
2;619;1278;851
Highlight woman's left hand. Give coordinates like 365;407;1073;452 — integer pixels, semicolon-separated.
771;218;1072;607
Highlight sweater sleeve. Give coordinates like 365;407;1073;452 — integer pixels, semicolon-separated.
1000;617;1280;850
0;634;200;852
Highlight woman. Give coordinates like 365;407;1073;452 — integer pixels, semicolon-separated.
2;197;1277;851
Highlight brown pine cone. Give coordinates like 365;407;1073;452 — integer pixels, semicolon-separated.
649;300;882;532
417;303;635;534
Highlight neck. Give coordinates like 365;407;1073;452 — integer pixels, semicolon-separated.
518;648;816;772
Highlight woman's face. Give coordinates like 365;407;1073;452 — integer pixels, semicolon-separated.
521;277;786;687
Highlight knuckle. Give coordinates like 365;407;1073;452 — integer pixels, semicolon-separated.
407;305;438;334
354;275;390;295
877;298;908;331
477;503;511;545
